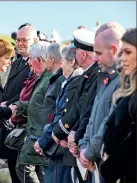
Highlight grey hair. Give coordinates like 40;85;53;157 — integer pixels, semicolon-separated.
95;21;125;38
61;46;76;62
46;43;62;63
28;41;51;61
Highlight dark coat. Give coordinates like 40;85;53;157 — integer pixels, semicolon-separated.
0;107;12;121
0;106;12;158
18;69;65;166
38;69;83;150
0;57;30;159
100;91;137;183
53;63;99;166
3;57;30;106
0;84;3;103
53;62;99;139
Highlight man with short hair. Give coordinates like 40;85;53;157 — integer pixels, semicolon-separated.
95;21;125;38
1;25;37;183
2;25;37;107
67;21;125;153
11;42;64;183
79;27;125;183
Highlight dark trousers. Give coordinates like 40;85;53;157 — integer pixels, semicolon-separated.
74;167;92;183
7;149;21;183
49;157;73;183
87;171;92;183
0;124;20;183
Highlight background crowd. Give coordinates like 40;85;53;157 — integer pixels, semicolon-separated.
0;21;136;183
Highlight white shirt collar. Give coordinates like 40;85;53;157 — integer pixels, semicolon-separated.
23;57;28;61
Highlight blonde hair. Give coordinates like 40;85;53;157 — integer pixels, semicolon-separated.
0;39;15;57
113;28;137;105
113;70;137;105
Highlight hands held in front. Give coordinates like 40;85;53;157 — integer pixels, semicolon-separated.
34;141;45;156
9;104;18;115
1;101;7;107
68;131;79;158
52;132;68;148
79;148;96;171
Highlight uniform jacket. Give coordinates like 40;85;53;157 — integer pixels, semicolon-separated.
53;63;99;167
53;62;99;139
38;68;83;150
79;65;120;162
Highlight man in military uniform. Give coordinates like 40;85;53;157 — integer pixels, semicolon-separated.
52;29;99;182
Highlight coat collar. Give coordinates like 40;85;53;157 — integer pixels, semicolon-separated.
49;68;64;84
8;57;29;81
82;62;99;81
103;65;119;85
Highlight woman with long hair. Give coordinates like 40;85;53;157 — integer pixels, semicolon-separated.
100;28;137;183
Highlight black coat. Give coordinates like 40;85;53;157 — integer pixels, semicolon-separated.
0;106;12;158
3;57;30;106
53;62;99;139
100;91;137;183
0;57;30;159
0;107;12;121
53;63;99;166
0;84;3;103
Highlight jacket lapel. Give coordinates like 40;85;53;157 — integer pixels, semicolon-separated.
66;76;80;91
8;57;29;81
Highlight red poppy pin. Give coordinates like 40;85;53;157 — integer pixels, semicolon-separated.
103;77;109;85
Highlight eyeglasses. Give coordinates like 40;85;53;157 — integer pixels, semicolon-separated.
16;38;31;44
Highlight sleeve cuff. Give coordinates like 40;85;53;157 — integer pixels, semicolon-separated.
53;119;69;139
2;107;12;119
84;147;97;162
78;139;87;151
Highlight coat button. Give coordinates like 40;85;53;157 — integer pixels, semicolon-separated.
66;98;69;102
64;109;67;113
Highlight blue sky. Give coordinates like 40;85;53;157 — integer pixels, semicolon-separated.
0;1;136;41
